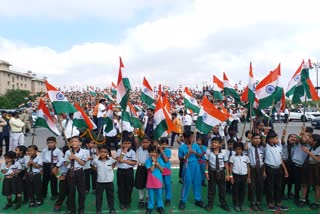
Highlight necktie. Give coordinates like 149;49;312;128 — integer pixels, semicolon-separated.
29;157;34;181
255;147;260;168
50;149;54;172
215;154;220;171
69;150;75;177
228;149;232;161
288;145;292;162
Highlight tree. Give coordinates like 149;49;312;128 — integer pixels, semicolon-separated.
0;89;31;109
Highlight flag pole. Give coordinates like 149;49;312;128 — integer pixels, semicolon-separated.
249;103;253;131
57;115;72;152
31;127;36;145
303;95;307;128
267;99;275;128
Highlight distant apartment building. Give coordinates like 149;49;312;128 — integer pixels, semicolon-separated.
0;60;46;95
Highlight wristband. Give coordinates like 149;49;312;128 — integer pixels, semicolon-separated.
229;175;233;177
297;135;301;139
205;170;208;173
261;135;266;139
152;162;155;165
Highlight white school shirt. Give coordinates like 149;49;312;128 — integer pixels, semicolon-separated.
92;157;116;183
309;146;320;164
0;162;21;175
24;155;43;173
264;143;282;168
247;143;264;167
84;148;97;170
116;149;137;169
41;147;64;164
97;103;106;118
64;148;88;169
229;155;250;175
136;146;149;165
205;149;228;169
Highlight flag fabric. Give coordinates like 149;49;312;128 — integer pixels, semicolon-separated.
73;103;97;130
153;97;168;140
129;103;142;128
104;104;114;133
286;61;304;99
45;80;76;114
163;90;178;134
111;82;117;96
292;60;319;104
241;86;249;102
213;75;224;100
255;64;282;109
141;77;155;106
196;96;229;134
248;62;256;105
116;57;131;110
35;99;60;136
184;87;200;113
121;104;134;131
104;93;115;103
223;72;240;101
89;86;96;96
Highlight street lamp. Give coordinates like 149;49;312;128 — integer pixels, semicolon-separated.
312;61;320;109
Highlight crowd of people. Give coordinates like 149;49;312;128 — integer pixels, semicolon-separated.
0;86;319;214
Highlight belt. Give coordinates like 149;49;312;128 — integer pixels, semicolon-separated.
28;172;40;175
138;163;145;166
209;167;224;172
250;165;264;169
5;175;14;178
74;168;83;171
293;163;302;167
12;131;22;133
266;164;280;169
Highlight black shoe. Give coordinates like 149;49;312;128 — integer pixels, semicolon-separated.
157;207;164;214
195;200;206;208
234;205;241;212
120;204;126;209
206;205;213;211
78;209;84;214
256;203;263;211
165;200;170;207
310;203;320;210
109;209;116;214
145;208;152;214
250;204;258;211
275;204;288;211
179;201;185;210
221;204;231;212
3;203;12;210
298;200;307;208
29;202;37;208
267;204;277;212
288;193;294;200
139;200;145;209
36;201;43;207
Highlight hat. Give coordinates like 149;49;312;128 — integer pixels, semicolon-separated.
4;151;16;159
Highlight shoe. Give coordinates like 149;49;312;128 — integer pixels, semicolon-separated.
156;207;165;214
109;209;116;214
275;204;288;211
179;201;185;210
250;204;258;211
29;202;36;208
78;209;84;214
234;205;241;212
165;200;170;207
36;201;43;207
3;203;12;210
51;195;58;200
12;203;21;210
310;203;320;210
139;200;145;209
288;193;294;200
206;204;213;211
145;208;152;214
267;204;277;212
256;203;263;211
120;204;126;209
195;200;206;208
221;204;231;212
298;200;307;208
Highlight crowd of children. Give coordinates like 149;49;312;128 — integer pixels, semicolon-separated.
1;122;320;213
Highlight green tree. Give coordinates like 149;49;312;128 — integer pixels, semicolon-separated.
0;89;31;109
0;96;12;108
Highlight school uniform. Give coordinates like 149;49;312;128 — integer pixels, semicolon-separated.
84;147;97;193
281;142;294;198
145;157;165;210
264;143;283;205
178;142;185;182
161;147;172;202
116;148;137;207
64;148;88;213
302;146;320;186
41;147;63;198
1;161;22;196
54;157;68;209
92;157;116;213
225;149;235;193
205;149;228;207
198;145;207;184
247;143;264;205
229;154;250;207
292;143;309;201
25;155;43;206
16;156;28;202
178;143;203;203
135;146;149;190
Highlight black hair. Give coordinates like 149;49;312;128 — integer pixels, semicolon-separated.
266;130;278;143
99;99;106;103
211;137;222;144
148;145;159;154
16;145;27;156
172;112;177;117
245;130;252;138
183;131;194;139
311;134;320;148
147;108;154;113
28;145;38;151
251;133;261;139
305;127;314;134
227;139;236;144
11;111;18;117
233;142;244;150
197;136;206;144
1;110;7;114
70;136;80;141
142;136;151;142
47;136;57;142
159;137;169;145
62;146;69;155
98;144;109;152
4;151;16;160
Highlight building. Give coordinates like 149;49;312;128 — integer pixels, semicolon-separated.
0;60;46;95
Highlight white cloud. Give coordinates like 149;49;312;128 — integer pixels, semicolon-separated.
0;0;320;90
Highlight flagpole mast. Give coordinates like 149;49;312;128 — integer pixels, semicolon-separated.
31;127;36;145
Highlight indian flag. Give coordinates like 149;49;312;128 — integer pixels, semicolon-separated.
248;62;256;105
184;87;200;113
104;104;114;133
153;97;168;140
292;60;319;104
104;93;115;103
255;64;282;109
163;91;177;134
89;86;96;96
196;96;229;134
223;72;240;101
129;103;142;128
111;82;117;96
116;57;131;110
45;80;76;114
141;77;155;106
121;103;134;131
286;60;304;99
73;102;96;130
213;75;223;100
35;99;60;136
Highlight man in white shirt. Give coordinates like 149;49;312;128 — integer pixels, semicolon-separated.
182;111;192;134
9;111;25;151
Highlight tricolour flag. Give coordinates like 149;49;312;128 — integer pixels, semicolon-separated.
45;80;76;114
153;97;168;140
116;57;131;110
286;61;304;99
35;99;60;136
104;104;114;133
141;77;155;106
163;90;178;134
184;87;200;113
104;93;115;103
73;103;96;130
111;82;117;96
89;86;96;96
213;75;223;100
292;60;319;104
196;96;229;134
129;103;142;128
248;62;256;105
223;72;240;101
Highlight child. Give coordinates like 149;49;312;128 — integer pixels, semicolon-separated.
25;145;43;208
64;136;88;214
159;137;172;207
264;130;289;211
92;144;117;214
1;151;22;210
145;145;165;214
225;139;235;194
300;134;320;210
246;133;265;211
229;142;250;212
196;136;207;187
41;136;63;200
116;137;137;210
205;137;231;212
177;134;185;184
15;145;28;204
135;136;150;209
52;146;69;212
84;138;97;194
178;131;206;210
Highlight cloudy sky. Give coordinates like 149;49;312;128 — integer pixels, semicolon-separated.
0;0;320;90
